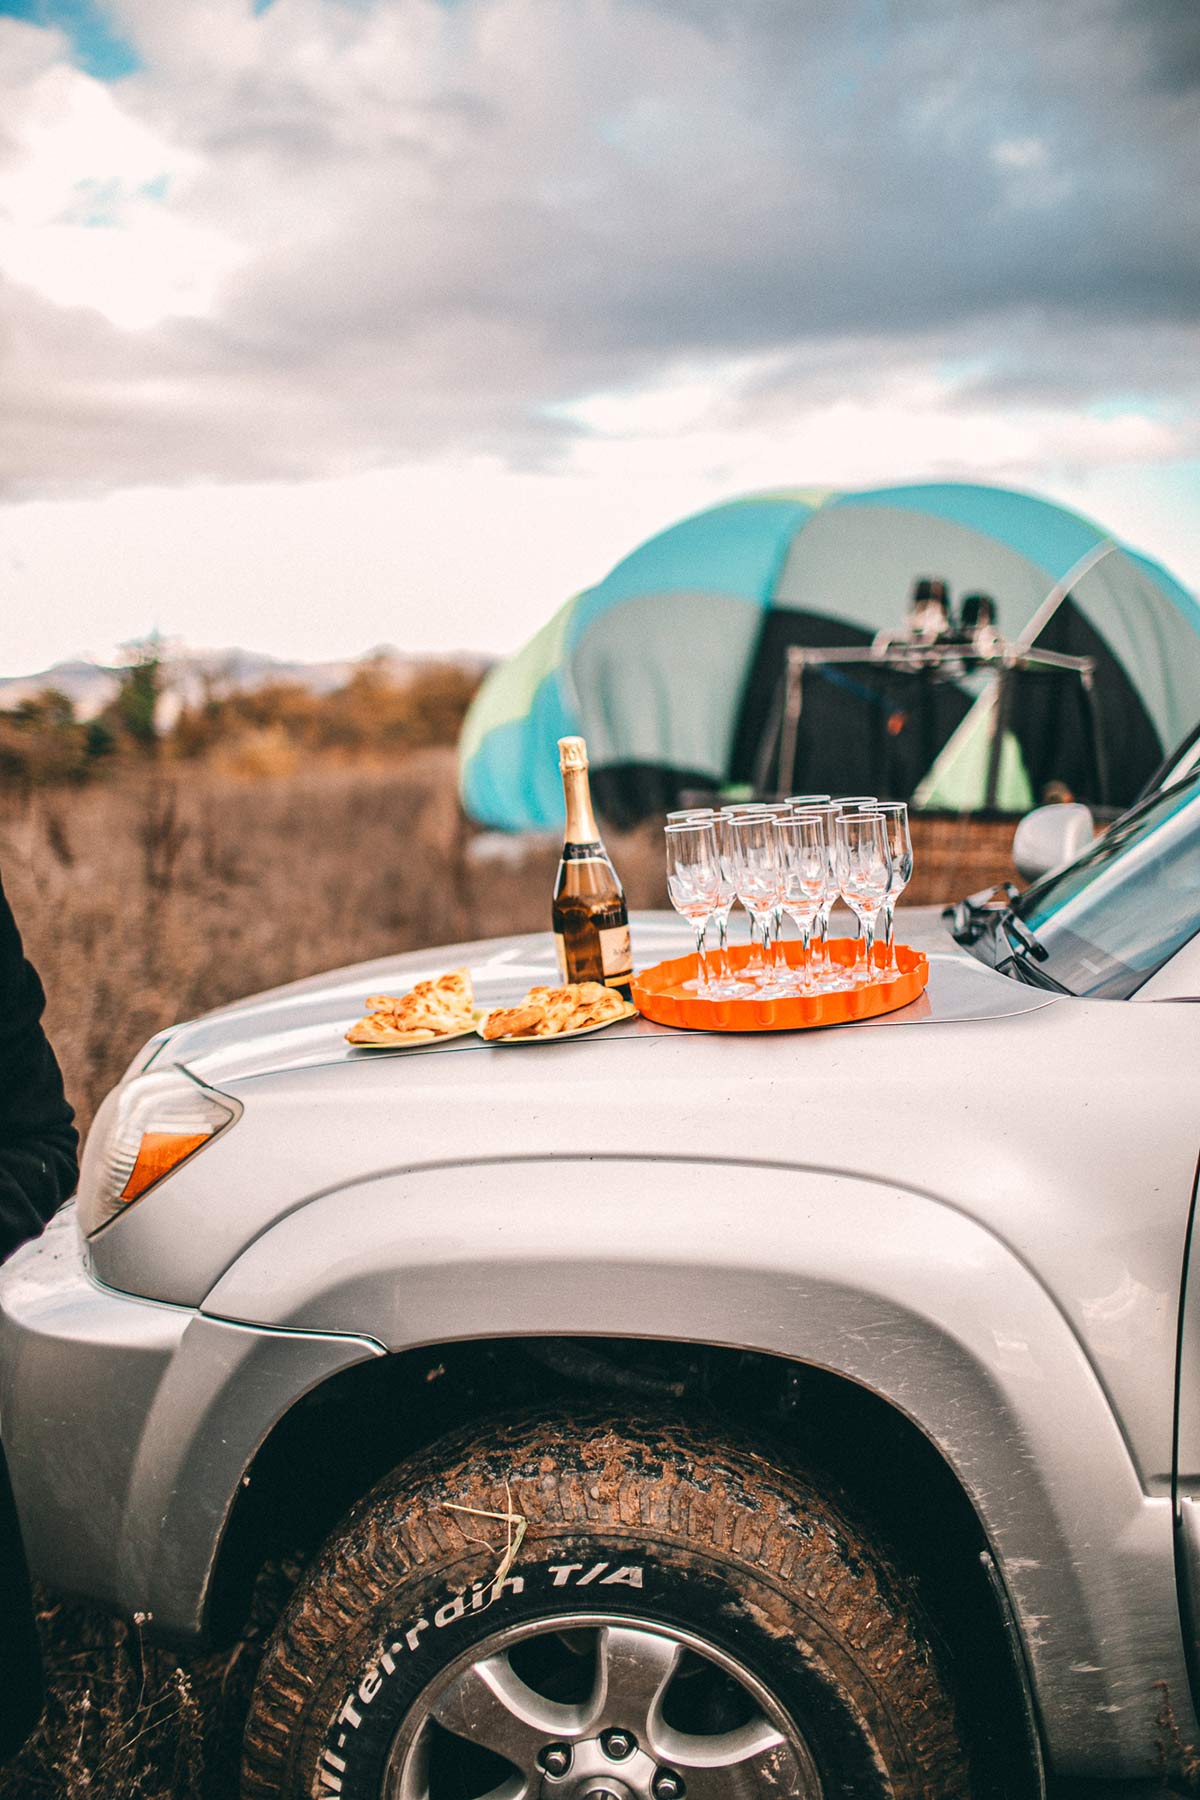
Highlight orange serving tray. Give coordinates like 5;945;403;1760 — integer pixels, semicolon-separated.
632;938;928;1032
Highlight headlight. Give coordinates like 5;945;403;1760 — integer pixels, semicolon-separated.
78;1067;240;1236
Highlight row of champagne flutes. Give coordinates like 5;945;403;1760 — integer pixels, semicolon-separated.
664;796;914;998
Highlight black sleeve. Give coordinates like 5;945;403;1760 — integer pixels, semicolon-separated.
0;873;79;1265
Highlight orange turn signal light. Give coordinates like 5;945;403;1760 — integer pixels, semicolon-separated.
120;1131;213;1204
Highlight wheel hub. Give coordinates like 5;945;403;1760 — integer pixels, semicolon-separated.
538;1734;655;1798
385;1611;823;1798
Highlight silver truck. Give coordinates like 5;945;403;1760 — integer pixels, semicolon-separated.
3;777;1200;1800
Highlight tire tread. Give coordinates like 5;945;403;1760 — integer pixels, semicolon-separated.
242;1412;972;1799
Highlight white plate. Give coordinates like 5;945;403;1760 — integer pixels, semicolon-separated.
476;1001;639;1043
346;1011;486;1050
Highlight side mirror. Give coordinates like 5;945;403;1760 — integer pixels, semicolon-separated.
1012;802;1095;883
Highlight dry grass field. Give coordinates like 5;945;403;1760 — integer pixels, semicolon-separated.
0;752;1020;1798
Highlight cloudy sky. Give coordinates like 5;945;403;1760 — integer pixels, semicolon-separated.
1;0;1197;676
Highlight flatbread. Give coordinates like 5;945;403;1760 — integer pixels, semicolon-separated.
481;980;628;1041
346;967;474;1045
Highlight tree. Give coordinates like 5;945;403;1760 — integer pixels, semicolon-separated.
111;636;165;754
0;689;91;788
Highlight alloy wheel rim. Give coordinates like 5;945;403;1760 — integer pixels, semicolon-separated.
383;1610;823;1798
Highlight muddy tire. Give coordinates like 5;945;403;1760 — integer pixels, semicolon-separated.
242;1413;974;1798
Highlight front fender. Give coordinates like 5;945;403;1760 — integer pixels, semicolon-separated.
201;1156;1196;1779
0;1209;382;1638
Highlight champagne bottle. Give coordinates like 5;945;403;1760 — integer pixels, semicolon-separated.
552;737;633;997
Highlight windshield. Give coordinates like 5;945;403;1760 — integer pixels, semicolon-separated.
1013;773;1200;998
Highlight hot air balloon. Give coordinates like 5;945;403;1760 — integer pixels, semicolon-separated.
460;481;1200;830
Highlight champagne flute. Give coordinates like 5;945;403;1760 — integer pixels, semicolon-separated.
719;806;770;975
665;821;721;994
726;812;784;988
667;811;718;984
752;811;793;989
774;815;829;994
834;810;891;984
792;802;842;986
875;802;914;974
678;818;738;992
828;794;879;977
708;816;741;993
749;805;792;964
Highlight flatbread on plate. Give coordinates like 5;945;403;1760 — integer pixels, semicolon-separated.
346;967;475;1046
480;981;632;1041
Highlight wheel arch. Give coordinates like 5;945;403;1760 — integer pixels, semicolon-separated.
196;1156;1191;1778
210;1333;1043;1798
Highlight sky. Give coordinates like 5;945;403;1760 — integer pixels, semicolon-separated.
1;0;1198;677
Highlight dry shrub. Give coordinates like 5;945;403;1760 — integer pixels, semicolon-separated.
207;726;300;782
0;691;94;790
0;1605;206;1800
168;661;481;763
5;754;429;1131
0;1566;297;1800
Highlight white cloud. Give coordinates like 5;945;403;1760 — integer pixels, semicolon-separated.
1;0;1195;492
0;0;1196;669
992;137;1047;170
562;355;1191;484
0;25;241;328
0;210;240;329
1;385;1195;683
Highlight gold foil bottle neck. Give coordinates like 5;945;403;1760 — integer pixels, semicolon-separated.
558;736;589;773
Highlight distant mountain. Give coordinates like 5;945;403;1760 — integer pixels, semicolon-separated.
0;646;491;724
0;658;120;719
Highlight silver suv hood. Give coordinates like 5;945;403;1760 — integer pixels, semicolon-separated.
143;908;1055;1090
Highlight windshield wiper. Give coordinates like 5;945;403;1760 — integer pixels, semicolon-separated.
945;888;1075;992
946;886;1048;958
945;884;1020;945
996;910;1051;962
995;944;1075;994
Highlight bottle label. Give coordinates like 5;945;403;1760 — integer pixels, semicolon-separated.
599;923;632;982
560;841;606;863
553;925;632;987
